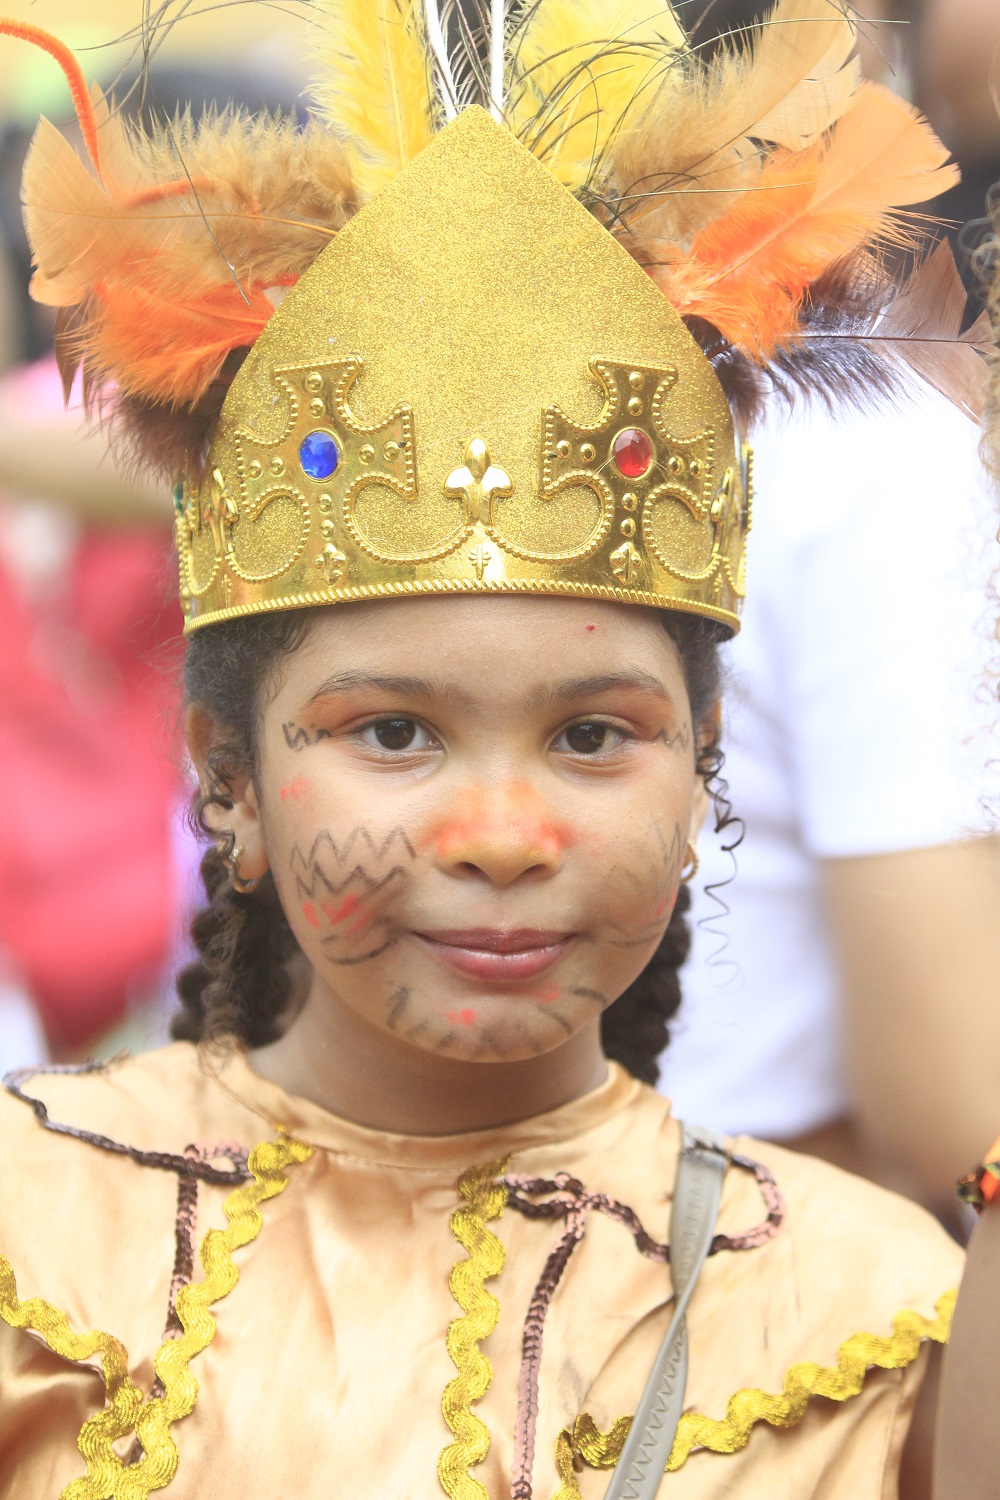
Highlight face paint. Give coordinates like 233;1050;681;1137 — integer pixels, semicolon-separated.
322;892;362;925
446;1008;477;1026
280;775;310;802
655;875;681;921
289;828;415;965
423;779;573;863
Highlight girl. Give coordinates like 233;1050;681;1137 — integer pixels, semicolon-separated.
0;2;983;1495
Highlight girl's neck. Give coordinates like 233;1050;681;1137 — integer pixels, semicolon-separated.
249;978;609;1136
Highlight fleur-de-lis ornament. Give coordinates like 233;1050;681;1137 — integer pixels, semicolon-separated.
444;438;513;528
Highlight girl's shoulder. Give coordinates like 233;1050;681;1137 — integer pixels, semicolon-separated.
574;1100;962;1488
683;1116;962;1391
0;1045;264;1296
726;1129;964;1289
0;1042;263;1167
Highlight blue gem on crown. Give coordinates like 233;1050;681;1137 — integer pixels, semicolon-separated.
299;430;340;480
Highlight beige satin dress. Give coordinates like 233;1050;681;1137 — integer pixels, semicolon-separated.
0;1044;961;1498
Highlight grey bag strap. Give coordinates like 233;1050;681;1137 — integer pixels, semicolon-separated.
601;1124;729;1500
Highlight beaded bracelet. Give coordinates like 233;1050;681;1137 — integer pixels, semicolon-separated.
958;1131;1000;1214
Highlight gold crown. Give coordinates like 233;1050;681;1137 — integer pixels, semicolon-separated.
176;109;750;635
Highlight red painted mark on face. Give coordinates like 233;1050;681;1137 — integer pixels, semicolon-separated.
535;985;560;1004
302;901;319;928
322;892;362;925
280;775;309;802
446;1008;477;1026
345;910;371;936
585;623;596;632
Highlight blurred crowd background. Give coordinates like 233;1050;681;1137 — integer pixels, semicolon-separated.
0;0;998;1232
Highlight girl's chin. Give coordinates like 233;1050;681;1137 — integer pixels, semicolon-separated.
396;1002;582;1063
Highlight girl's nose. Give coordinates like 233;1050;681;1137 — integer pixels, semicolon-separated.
431;780;568;887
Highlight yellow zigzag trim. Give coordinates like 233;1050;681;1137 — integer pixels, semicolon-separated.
550;1290;956;1496
438;1156;510;1500
0;1135;311;1499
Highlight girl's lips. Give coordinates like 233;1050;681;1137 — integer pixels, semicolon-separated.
414;929;573;982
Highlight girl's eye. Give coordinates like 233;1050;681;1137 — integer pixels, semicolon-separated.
360;717;437;752
555;721;626;756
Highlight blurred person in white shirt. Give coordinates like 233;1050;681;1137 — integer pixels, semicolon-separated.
659;390;1000;1218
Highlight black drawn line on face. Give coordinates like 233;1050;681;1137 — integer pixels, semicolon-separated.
658;720;692;752
324;937;396;966
386;988;410;1030
283;721;334;751
608;930;663;950
291;827;417;882
571;986;609;1007
470;1019;543;1061
290;826;417;965
540;1006;573;1035
655;820;685;878
472;1024;505;1056
608;823;684;949
678;721;693;751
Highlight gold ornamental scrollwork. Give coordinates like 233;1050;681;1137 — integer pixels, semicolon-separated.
527;359;686;570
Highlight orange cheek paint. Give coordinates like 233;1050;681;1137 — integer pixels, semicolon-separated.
280;775;309;801
302;902;319;928
446;1008;477;1027
535;985;560;1005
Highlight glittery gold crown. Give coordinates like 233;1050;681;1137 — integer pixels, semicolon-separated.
176;110;749;635
11;3;973;643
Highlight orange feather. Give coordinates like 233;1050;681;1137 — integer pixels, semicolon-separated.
652;84;959;359
22;83;352;410
87;276;280;407
0;19;103;175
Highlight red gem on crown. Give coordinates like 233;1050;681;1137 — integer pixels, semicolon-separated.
612;428;653;479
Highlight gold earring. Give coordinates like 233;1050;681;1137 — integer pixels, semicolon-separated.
680;841;699;885
227;844;261;894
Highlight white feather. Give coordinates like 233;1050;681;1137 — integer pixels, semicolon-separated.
489;0;505;118
423;0;460;118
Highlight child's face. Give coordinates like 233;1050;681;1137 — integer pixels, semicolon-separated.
243;595;711;1064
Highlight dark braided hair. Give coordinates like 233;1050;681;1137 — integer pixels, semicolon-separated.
174;608;732;1084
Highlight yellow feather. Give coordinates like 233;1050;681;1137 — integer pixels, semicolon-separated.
506;0;685;195
309;0;437;202
613;0;860;243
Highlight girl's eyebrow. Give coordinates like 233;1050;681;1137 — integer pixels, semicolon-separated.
305;671;442;707
533;671;672;706
304;669;673;710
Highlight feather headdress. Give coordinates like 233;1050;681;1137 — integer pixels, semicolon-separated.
0;0;988;481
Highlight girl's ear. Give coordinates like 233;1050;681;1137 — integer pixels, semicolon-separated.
185;703;270;885
688;699;723;846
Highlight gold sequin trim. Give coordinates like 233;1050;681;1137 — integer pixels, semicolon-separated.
438;1156;510;1500
0;1134;311;1499
550;1291;956;1495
